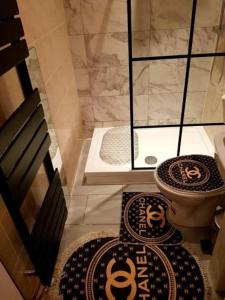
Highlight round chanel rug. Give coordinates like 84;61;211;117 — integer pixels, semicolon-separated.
50;233;210;300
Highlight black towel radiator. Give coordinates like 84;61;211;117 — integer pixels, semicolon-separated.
0;0;68;286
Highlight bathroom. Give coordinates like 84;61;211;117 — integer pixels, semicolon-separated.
0;0;225;299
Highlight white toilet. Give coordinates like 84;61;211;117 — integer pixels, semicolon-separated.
154;132;225;228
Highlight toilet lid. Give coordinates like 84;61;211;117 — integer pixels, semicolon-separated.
156;155;225;192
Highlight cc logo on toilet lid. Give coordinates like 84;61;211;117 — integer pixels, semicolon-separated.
157;155;225;192
168;159;210;187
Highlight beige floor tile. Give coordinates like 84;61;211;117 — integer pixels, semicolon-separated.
66;195;88;225
84;194;122;225
73;184;123;196
123;183;159;193
60;224;119;252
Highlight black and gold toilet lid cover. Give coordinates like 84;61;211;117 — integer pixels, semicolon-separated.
156;155;225;192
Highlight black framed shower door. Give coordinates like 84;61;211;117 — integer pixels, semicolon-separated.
127;0;225;170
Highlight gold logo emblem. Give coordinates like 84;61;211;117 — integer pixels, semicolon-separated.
146;205;166;228
105;258;137;300
168;159;209;187
184;166;201;180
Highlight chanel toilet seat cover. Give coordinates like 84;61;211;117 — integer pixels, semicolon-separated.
156;155;225;192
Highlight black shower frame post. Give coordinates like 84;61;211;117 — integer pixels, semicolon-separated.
177;0;197;156
127;0;135;169
127;0;225;170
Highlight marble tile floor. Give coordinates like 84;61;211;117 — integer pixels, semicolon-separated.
53;139;224;300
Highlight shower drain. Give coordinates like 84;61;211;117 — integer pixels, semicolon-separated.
145;156;157;165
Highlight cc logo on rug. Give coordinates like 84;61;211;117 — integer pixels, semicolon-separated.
105;258;137;300
184;166;201;180
146;205;166;228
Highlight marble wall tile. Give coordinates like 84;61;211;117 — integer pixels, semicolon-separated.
195;0;221;27
202;80;225;123
89;66;149;96
133;63;149;95
102;121;130;127
192;27;217;54
149;27;216;57
215;28;225;53
211;57;225;92
148;91;206;125
150;29;189;56
134;120;148;126
69;35;88;68
74;68;91;96
150;0;192;30
132;31;150;58
79;96;94;121
184;92;206;122
120;63;149;96
64;0;83;35
188;59;211;92
150;0;221;30
93;95;148;122
89;64;149;98
82;121;103;138
149;61;186;94
148;93;183;123
89;67;127;96
85;32;128;67
148;119;181;125
132;0;150;31
64;0;221;129
93;96;129;121
81;0;127;34
133;95;149;121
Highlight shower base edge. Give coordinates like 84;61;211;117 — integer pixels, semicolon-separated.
85;170;154;185
84;126;214;185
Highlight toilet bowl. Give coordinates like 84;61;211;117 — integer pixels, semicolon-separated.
154;132;225;228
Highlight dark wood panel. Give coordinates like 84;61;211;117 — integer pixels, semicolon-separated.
0;40;28;76
0;0;19;19
0;89;41;159
1;107;45;178
0;18;24;47
10;135;51;206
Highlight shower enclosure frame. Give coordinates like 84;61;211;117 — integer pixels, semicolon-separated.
127;0;225;170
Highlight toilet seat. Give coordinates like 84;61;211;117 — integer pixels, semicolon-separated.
154;154;225;228
156;154;225;195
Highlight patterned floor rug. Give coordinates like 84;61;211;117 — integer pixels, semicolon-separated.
54;233;208;300
119;192;183;245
